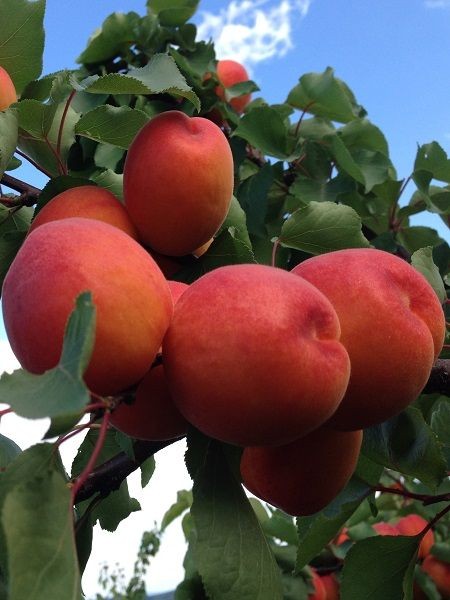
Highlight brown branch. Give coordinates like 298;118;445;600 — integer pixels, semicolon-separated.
74;437;180;504
0;174;41;206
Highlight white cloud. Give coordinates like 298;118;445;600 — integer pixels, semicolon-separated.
197;0;312;67
425;0;450;7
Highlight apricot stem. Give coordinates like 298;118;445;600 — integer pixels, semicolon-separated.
422;503;450;534
44;134;67;176
0;408;12;419
71;410;111;504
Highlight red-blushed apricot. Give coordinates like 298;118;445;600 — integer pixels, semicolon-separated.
216;59;252;113
333;527;349;546
320;574;340;600
2;218;173;396
124;111;234;256
0;66;17;111
110;364;187;441
422;556;450;598
163;264;350;447
168;280;189;305
396;514;434;559
373;522;399;536
309;569;327;600
28;186;138;239
240;427;362;516
292;248;445;430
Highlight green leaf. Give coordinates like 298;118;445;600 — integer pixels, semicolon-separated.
0;0;45;94
2;470;81;600
77;12;142;64
287;67;364;123
338;118;389;156
296;476;372;569
219;196;252;249
237;164;274;237
75;106;149;149
74;54;200;111
169;42;216;80
414;142;450;194
362;406;447;490
411;247;446;304
0;110;18;179
0;292;96;420
430;399;450;467
148;0;199;26
234;107;300;160
190;437;283;600
90;169;124;201
279;201;370;254
161;490;193;531
141;456;156;488
341;535;419;600
0;434;21;469
73;429;140;532
398;227;445;255
262;510;298;546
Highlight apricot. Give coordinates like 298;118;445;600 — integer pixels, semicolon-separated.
168;280;189;304
216;59;252;113
29;186;138;239
422;555;450;598
2;218;173;396
0;66;17;111
396;514;434;559
240;427;362;516
110;364;187;441
124;111;234;256
309;569;326;600
373;522;399;537
320;574;340;600
163;264;350;447
292;248;445;430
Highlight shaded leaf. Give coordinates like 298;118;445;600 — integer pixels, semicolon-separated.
75;105;149;149
280;201;370;254
411;247;446;304
0;110;18;179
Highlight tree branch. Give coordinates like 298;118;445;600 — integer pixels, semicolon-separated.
74;438;180;504
0;174;41;206
423;359;450;396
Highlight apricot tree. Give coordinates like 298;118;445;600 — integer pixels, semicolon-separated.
0;1;449;599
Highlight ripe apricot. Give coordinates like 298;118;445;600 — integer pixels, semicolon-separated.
2;218;173;396
396;514;434;559
164;264;350;447
29;186;138;239
422;555;450;598
241;427;362;516
0;66;17;111
124;111;233;256
292;248;445;430
216;59;252;113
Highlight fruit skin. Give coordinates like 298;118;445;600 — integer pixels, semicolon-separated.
240;426;362;516
110;364;187;441
28;186;138;239
373;522;399;536
2;218;173;396
168;280;189;304
164;264;351;447
422;555;450;598
320;574;340;600
0;66;17;111
216;59;251;113
396;514;434;559
124;110;234;257
292;248;445;430
309;569;327;600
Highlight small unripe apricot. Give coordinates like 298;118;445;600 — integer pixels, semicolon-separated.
164;264;350;447
124;111;234;256
216;60;252;113
28;185;138;239
2;218;173;396
292;248;445;430
0;66;17;111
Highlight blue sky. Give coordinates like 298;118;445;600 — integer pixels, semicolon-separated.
1;0;450;595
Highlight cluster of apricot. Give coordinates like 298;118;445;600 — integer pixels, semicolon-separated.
1;62;446;520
